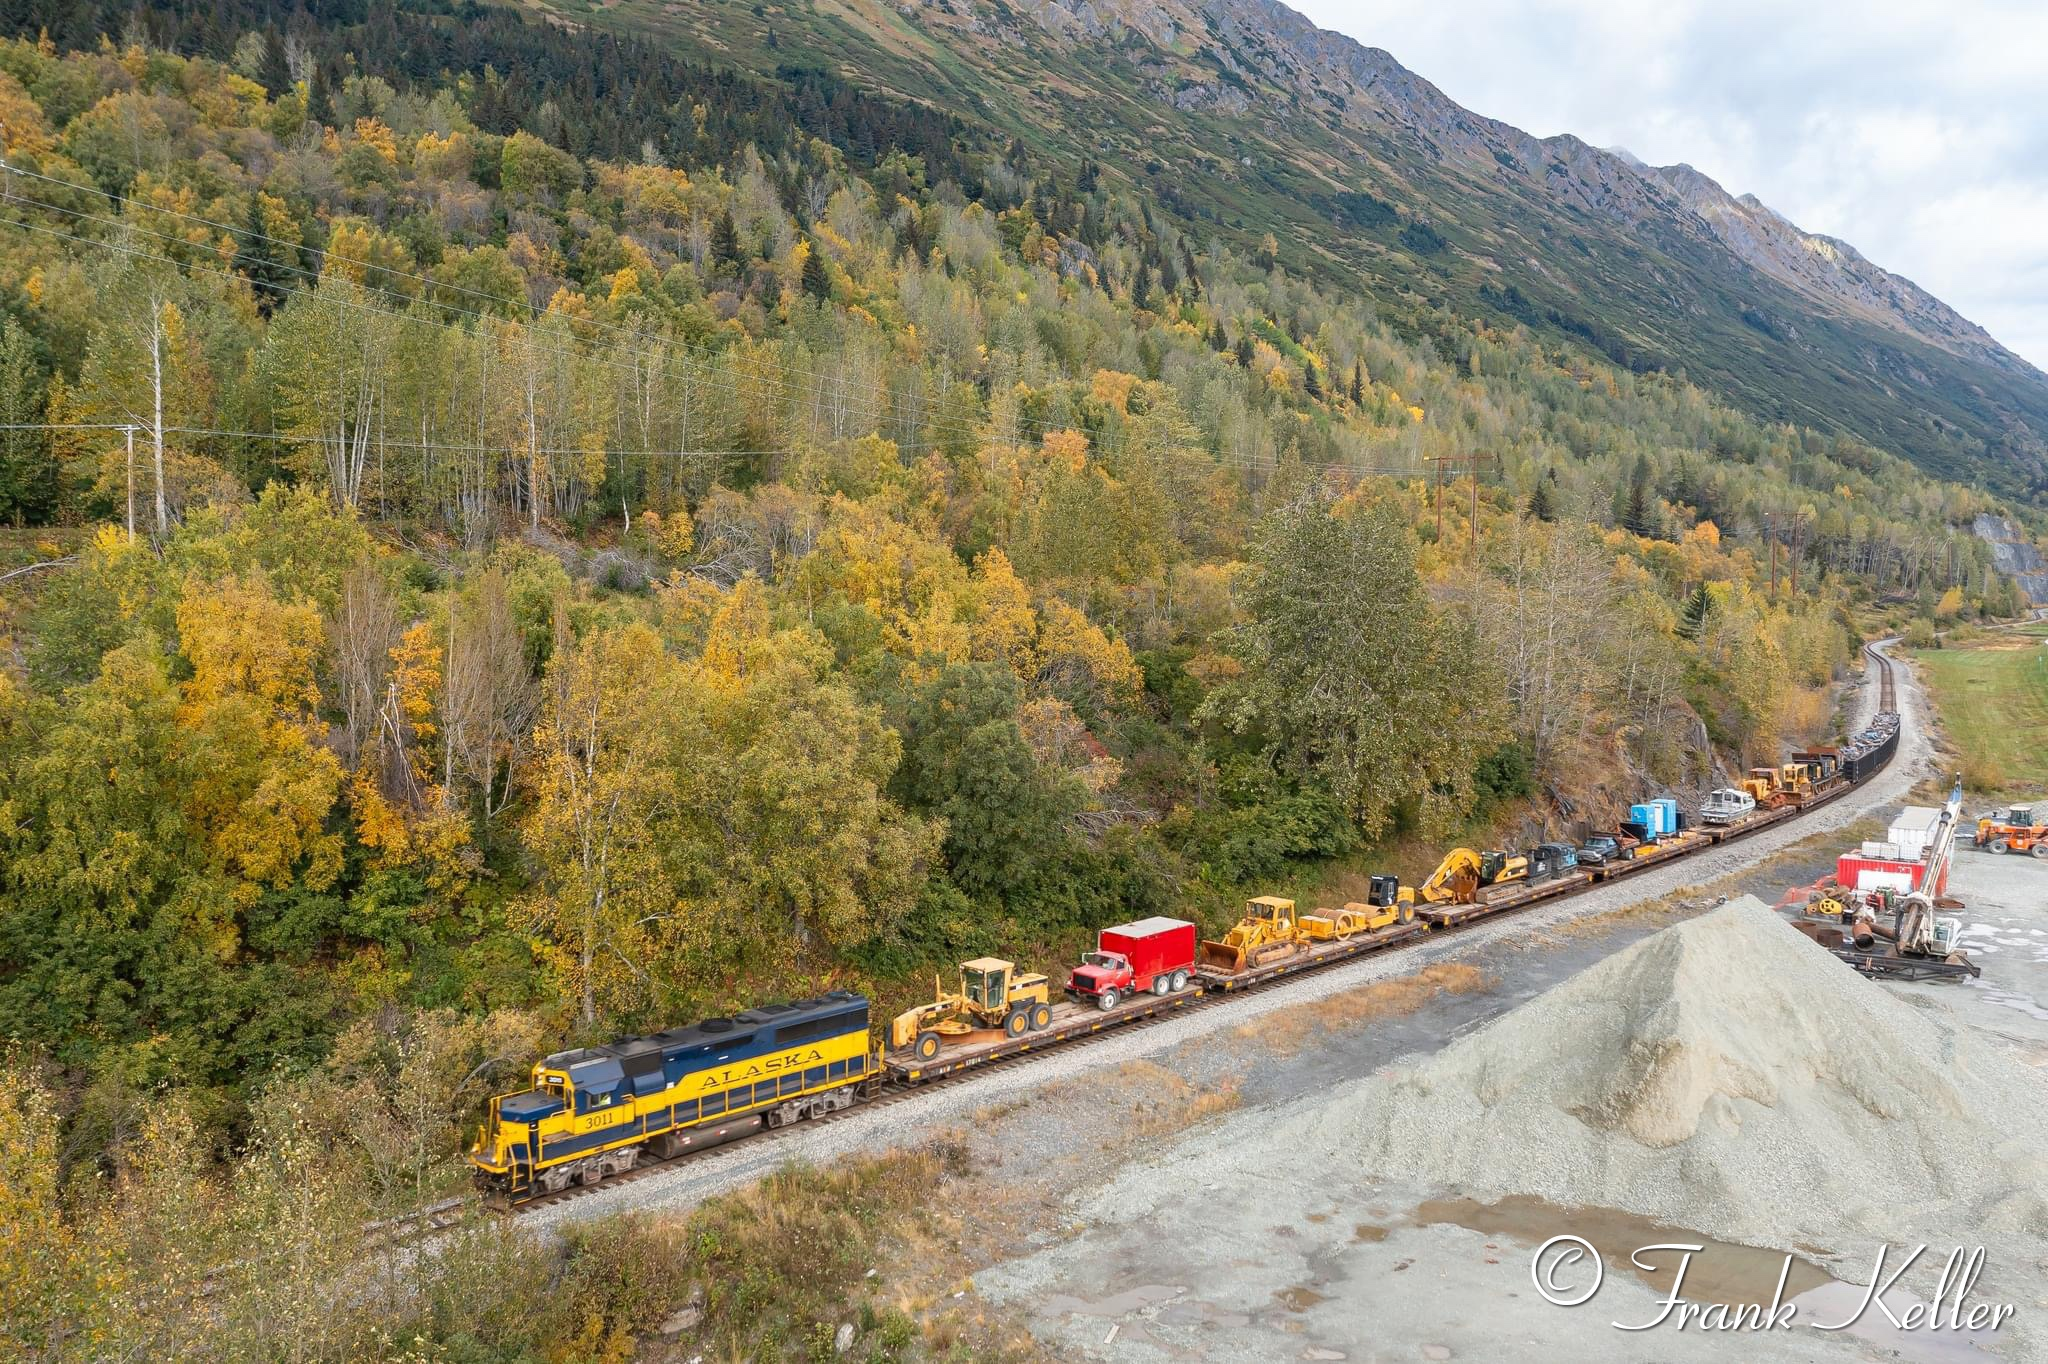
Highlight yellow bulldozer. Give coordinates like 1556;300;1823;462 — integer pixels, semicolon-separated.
1415;848;1527;906
890;957;1053;1061
1742;763;1812;809
1197;895;1305;974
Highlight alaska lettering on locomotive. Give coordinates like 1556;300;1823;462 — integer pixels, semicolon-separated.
696;1046;828;1091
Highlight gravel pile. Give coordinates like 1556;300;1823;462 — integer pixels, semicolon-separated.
1172;897;2048;1253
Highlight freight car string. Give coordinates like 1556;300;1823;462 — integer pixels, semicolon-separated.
486;647;1900;1212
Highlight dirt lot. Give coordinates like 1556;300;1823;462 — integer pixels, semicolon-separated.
971;810;2048;1364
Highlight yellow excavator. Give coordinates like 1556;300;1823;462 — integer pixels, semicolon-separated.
1197;895;1305;973
1414;847;1529;905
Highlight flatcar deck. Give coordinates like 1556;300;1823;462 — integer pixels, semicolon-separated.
883;988;1202;1082
1416;869;1592;927
1193;918;1428;993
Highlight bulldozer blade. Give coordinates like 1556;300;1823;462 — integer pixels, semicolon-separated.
1196;940;1246;974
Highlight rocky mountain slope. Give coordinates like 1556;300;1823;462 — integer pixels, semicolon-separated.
559;0;2048;500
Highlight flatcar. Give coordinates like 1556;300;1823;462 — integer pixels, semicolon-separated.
470;990;875;1198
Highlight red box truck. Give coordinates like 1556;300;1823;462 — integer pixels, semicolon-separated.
1065;916;1197;1011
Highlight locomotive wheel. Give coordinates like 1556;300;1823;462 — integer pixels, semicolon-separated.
914;1030;942;1061
1030;1002;1053;1029
578;1163;603;1187
1004;1008;1029;1037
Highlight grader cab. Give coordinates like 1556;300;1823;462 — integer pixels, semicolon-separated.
1197;896;1305;973
890;958;1053;1061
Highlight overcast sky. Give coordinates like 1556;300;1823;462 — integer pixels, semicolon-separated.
1291;0;2048;373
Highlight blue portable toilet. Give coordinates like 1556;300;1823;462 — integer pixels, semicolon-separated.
1653;798;1679;836
1630;803;1658;840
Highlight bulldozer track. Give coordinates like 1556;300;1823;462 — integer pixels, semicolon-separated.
453;640;1910;1225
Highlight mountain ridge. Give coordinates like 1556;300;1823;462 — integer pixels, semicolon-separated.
558;0;2048;494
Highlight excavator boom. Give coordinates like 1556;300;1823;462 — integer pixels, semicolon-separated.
1417;847;1485;905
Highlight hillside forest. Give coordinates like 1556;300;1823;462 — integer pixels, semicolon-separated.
0;17;2036;1362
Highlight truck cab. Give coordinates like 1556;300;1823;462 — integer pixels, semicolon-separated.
1067;949;1135;1003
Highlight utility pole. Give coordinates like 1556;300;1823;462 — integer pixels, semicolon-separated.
1434;456;1444;545
123;424;135;539
1470;464;1480;561
1425;452;1498;560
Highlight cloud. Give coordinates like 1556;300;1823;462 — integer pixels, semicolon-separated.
1292;0;2048;369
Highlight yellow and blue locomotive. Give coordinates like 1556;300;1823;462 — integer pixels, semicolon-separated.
469;990;875;1199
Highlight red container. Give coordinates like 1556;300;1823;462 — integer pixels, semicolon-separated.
1066;916;1197;1010
1836;852;1946;897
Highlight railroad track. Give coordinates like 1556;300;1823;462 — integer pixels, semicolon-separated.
1869;640;1896;712
368;644;1906;1235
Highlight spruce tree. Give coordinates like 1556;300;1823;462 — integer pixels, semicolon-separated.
306;64;335;127
711;208;741;266
258;27;291;101
1209;319;1227;352
1235;335;1253;367
1677;583;1713;640
801;240;830;300
1526;478;1555;522
234;196;296;316
1303;362;1322;400
1348;360;1364;404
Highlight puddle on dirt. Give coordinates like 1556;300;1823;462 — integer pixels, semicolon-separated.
1414;1195;2006;1363
1274;1285;1326;1312
1042;1283;1185;1317
1351;1223;1391;1243
1414;1195;1835;1305
1156;1299;1250;1328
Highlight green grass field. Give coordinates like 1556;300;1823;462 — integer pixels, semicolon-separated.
1913;623;2048;792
